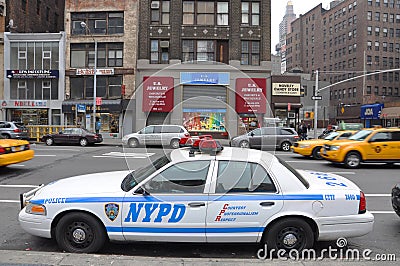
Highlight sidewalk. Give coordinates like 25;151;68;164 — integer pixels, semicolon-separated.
0;250;377;266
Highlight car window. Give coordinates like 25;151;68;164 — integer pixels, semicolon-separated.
144;161;210;194
392;132;400;141
215;161;276;193
370;132;390;142
337;132;353;139
348;130;373;141
161;125;180;133
142;126;154;134
63;129;73;134
153;126;162;133
0;122;5;128
324;132;340;140
249;128;261;136
281;128;295;135
262;128;278;135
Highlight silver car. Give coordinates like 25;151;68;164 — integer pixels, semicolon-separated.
230;127;299;151
0;121;30;140
122;125;189;148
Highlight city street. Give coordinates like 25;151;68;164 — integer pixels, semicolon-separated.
0;143;399;260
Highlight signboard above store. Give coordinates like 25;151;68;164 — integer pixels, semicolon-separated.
75;68;115;76
6;70;59;79
180;72;230;85
272;82;301;96
1;100;48;108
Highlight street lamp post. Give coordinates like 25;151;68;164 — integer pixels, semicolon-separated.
81;22;97;133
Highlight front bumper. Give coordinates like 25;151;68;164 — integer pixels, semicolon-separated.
320;150;345;163
316;211;374;241
18;208;52;239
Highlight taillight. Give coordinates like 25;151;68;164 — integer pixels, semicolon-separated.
184;133;190;137
359;191;366;214
294;135;299;139
13;128;21;133
0;147;5;155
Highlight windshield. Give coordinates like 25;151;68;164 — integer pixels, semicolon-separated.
348;130;373;141
121;154;171;192
324;132;340;140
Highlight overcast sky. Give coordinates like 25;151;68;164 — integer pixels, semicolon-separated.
271;0;333;51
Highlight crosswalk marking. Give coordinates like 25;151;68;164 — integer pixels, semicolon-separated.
93;152;155;159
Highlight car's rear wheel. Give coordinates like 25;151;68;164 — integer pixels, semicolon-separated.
312;147;322;160
344;151;361;168
79;138;88;147
281;141;291;152
128;138;139;148
265;218;314;255
239;140;250;148
55;212;107;253
170;139;180;149
2;134;11;139
45;138;54;146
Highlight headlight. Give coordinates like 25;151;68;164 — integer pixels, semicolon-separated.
299;144;311;148
25;203;46;215
330;145;341;151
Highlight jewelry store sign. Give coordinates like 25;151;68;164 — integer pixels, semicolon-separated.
272;83;301;96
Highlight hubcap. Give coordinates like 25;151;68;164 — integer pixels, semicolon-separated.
283;233;298;246
72;228;86;243
348;155;359;166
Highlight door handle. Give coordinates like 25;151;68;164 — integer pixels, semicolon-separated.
260;202;275;207
382;144;388;147
188;202;205;207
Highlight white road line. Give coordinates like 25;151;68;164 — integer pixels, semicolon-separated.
0;200;19;203
371;211;396;214
365;194;391;197
35;154;57;157
34;148;81;151
11;164;25;167
93;152;155;159
93;155;148;159
0;185;40;188
285;160;329;164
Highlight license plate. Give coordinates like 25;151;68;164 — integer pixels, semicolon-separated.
12;146;20;152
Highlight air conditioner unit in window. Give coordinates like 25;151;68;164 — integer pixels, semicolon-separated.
288;112;296;119
160;41;170;48
151;1;160;9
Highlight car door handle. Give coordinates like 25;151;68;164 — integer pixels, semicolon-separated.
382;144;388;147
260;202;275;207
188;202;205;207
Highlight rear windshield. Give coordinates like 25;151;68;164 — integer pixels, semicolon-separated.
14;122;26;128
277;157;310;189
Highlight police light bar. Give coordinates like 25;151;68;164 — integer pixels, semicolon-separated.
198;139;223;156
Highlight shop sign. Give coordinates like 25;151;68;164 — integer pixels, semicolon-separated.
76;104;86;113
2;100;48;108
272;83;301;96
235;78;267;113
360;103;383;119
180;72;230;85
75;68;115;75
142;76;174;112
6;70;59;79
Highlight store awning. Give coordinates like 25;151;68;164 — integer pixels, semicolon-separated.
380;107;400;119
62;99;121;113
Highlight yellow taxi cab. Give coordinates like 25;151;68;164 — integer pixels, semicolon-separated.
321;127;400;168
0;138;34;167
292;130;355;160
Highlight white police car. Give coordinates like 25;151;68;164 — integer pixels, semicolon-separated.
19;141;374;253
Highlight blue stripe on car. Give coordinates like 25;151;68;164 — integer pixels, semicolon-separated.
106;226;264;233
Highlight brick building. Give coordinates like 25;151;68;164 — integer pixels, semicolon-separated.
64;0;137;137
134;0;281;138
286;0;400;125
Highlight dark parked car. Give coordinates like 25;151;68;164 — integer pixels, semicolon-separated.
41;128;103;146
230;127;299;151
0;121;30;140
392;184;400;218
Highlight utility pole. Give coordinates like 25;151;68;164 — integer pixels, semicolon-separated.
313;70;319;139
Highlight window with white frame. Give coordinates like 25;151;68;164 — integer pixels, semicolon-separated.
241;1;260;26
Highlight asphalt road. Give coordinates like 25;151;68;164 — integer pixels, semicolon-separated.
0;143;399;261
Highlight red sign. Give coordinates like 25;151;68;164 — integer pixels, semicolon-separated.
96;97;102;106
235;78;267;113
142;76;174;112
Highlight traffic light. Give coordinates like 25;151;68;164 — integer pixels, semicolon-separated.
310;112;314;119
305;112;310;119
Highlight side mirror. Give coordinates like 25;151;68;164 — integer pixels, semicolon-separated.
134;187;150;196
250;132;254;137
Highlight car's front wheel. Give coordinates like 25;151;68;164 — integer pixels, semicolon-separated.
344;151;361;168
45;138;54;146
128;138;139;148
281;141;291;152
265;218;314;255
312;147;322;160
79;138;88;147
239;140;250;148
55;212;107;253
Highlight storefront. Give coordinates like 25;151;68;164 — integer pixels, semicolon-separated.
360;103;384;128
380;106;400;127
1;100;51;125
62;100;122;137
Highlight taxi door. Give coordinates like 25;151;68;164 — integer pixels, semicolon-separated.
205;160;283;242
366;131;392;160
121;160;214;242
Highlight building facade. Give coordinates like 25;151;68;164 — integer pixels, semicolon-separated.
278;1;297;74
135;0;273;138
64;0;137;137
286;0;400;125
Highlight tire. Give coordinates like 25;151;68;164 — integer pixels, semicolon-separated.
79;138;88;147
312;147;322;160
265;218;314;254
128;138;139;148
239;140;250;148
393;205;400;218
45;138;54;146
281;141;291;152
344;151;361;169
2;134;11;139
170;139;180;149
55;212;107;253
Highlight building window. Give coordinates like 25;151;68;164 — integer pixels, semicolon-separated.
182;1;229;26
71;12;124;35
217;2;229;25
241;1;260;26
70;43;123;68
150;39;169;64
10;79;58;100
36;0;41;14
241;41;260;65
375;12;380;21
151;1;170;25
367;86;372;94
374;86;379;95
353;87;357;97
70;76;122;100
10;41;60;69
367;11;372;21
182;40;215;62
